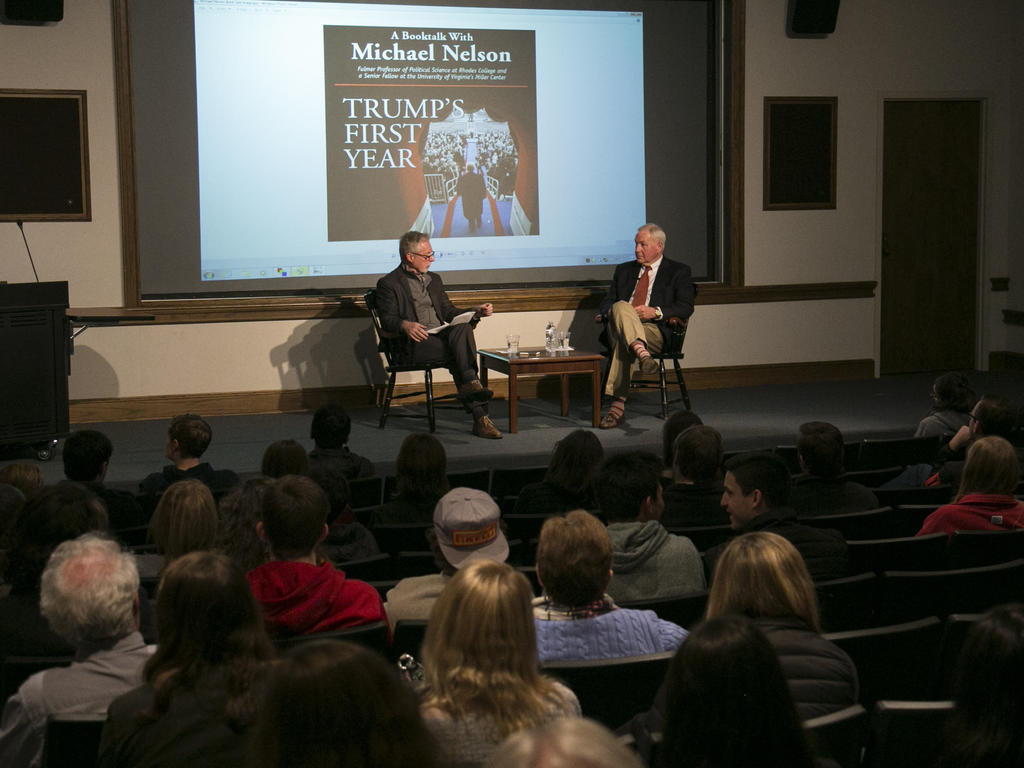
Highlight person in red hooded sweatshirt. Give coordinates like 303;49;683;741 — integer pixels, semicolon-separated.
246;475;385;636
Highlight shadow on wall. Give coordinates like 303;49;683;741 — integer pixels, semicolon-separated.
269;318;385;395
68;345;121;400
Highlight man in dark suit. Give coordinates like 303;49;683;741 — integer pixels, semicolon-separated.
375;230;501;439
595;223;696;428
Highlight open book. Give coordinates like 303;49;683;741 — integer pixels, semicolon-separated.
428;311;477;335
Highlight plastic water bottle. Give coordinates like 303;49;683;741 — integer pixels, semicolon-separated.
545;321;557;353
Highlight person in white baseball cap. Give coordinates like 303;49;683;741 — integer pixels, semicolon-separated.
385;487;509;625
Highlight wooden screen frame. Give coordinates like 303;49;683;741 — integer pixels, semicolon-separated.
110;1;748;320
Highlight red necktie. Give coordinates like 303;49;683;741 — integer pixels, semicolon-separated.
632;266;650;308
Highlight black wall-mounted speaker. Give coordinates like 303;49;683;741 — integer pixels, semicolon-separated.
3;0;63;23
787;0;840;37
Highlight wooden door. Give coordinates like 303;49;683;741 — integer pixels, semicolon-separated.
881;100;981;374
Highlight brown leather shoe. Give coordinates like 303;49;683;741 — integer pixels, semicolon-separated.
638;356;660;375
472;415;503;439
458;380;494;402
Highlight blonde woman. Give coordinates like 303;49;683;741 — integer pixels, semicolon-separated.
138;479;218;578
706;531;857;718
420;559;580;766
918;435;1024;537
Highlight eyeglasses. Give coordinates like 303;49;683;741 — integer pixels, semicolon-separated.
409;250;435;260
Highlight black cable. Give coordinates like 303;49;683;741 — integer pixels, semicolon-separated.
15;220;40;282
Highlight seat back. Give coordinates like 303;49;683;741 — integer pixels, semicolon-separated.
363;289;397;366
43;714;107;768
274;620;390;656
617;590;709;630
804;704;868;768
349;475;384;509
879;558;1024;624
541;651;675;728
862;700;954;768
856;435;942;470
947;528;1024;569
825;616;944;708
370;523;434;557
847;533;948;575
800;507;889;540
490;466;548;502
815;572;878;632
334;552;393;581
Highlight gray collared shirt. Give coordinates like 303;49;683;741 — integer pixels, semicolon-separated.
402;268;442;329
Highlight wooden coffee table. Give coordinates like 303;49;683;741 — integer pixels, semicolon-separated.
478;347;604;433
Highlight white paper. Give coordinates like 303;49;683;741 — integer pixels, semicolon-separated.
428;311;477;335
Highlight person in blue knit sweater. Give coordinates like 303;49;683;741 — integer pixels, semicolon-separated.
533;510;687;662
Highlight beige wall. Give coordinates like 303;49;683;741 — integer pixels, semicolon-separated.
0;0;1019;402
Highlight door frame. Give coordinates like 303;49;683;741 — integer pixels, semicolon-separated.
874;93;987;376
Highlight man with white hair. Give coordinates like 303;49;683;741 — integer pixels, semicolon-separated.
0;534;151;767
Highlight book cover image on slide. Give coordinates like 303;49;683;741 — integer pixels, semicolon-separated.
324;25;538;242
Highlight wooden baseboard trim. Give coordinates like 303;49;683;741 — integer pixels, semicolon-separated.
69;358;875;424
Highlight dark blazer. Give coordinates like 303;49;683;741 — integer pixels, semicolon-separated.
374;265;470;362
598;257;696;326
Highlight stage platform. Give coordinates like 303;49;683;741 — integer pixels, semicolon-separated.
5;370;1023;486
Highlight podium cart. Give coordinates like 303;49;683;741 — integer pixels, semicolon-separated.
0;281;69;459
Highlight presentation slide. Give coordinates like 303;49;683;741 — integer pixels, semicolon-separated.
192;0;646;283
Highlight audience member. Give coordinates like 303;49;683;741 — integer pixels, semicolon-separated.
918;436;1024;537
216;477;273;572
308;403;374;480
307;456;380;563
373;433;448;525
928;394;1020;487
595;452;704;601
790;421;878;516
0;463;43;499
246;475;385;635
513;430;605;516
661;409;703;470
706;532;858;718
62;429;147;530
916;371;975;438
260;438;309;478
99;551;273;766
704;452;849;582
251;639;442;768
0;535;150;768
623;533;856;760
659;616;817;768
487;717;644;768
662;425;729;527
533;510;687;662
139;478;218;578
385;486;508;625
420;560;580;766
940;603;1024;768
0;484;108;659
139;414;239;497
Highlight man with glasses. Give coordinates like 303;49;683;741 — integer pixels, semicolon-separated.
375;230;502;439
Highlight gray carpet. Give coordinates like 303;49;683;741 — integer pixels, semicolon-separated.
5;370;1023;486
